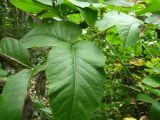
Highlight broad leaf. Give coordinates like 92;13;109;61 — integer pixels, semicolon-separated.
0;38;30;68
46;41;105;120
0;69;31;120
21;20;82;48
10;0;51;13
96;12;142;47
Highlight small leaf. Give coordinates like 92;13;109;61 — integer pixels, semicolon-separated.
142;76;160;88
31;64;46;76
0;69;31;120
137;94;155;104
21;20;82;48
0;38;31;68
78;7;98;27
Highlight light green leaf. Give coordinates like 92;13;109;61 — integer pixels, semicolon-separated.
21;20;82;48
46;41;105;120
0;69;31;120
0;38;31;68
96;12;142;47
10;0;50;13
142;76;160;88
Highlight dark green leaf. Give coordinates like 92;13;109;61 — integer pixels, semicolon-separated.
150;102;160;120
0;69;31;120
78;8;98;27
10;0;50;13
21;20;82;48
46;41;105;120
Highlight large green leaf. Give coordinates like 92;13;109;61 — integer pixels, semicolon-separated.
21;20;82;48
0;69;31;120
0;38;31;68
46;41;105;120
10;0;51;13
96;12;142;47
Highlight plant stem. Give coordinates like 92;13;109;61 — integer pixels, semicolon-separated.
140;41;154;58
105;39;136;84
105;80;140;92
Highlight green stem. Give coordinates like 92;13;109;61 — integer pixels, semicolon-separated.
140;41;154;58
105;80;140;92
105;39;136;84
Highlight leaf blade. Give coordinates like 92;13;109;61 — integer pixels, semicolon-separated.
46;41;105;120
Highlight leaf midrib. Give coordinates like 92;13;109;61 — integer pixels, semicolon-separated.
70;45;76;120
